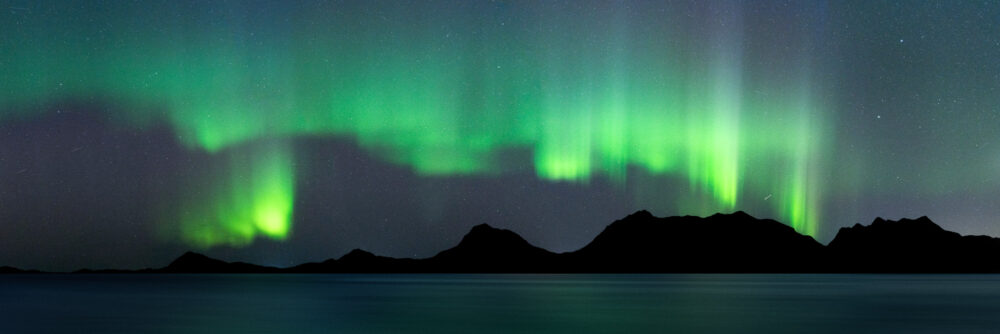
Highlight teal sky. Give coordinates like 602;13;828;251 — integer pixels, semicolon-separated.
1;1;999;270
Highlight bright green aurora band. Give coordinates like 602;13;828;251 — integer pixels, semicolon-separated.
1;2;828;247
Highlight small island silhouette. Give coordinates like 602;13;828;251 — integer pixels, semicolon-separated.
8;211;1000;273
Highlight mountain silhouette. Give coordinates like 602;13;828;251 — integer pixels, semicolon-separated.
7;211;1000;273
0;266;35;274
157;251;281;273
287;225;555;273
828;216;1000;272
325;249;421;273
426;224;558;272
566;210;824;272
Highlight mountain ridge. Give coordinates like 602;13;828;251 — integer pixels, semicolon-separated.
6;211;1000;273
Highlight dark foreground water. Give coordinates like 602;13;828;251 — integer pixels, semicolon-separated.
2;274;999;333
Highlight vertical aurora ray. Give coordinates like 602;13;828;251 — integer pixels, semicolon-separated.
782;83;826;238
0;1;831;244
172;140;296;248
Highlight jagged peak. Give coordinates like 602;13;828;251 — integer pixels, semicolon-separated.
165;251;226;269
178;251;206;258
14;209;996;273
869;216;942;230
469;223;501;233
454;223;532;249
339;248;376;261
731;210;754;219
603;210;658;231
344;248;373;257
626;210;655;220
708;210;756;220
705;210;749;218
464;223;520;239
171;251;217;263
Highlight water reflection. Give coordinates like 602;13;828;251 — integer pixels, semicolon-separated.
3;274;1000;333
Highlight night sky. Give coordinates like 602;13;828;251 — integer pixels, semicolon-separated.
2;1;999;271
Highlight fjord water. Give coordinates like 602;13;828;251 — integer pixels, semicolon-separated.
2;274;999;333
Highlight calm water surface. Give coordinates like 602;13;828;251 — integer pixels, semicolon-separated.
2;274;999;333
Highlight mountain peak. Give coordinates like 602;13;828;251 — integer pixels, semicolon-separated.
339;249;376;261
708;211;755;220
177;251;209;259
458;223;527;247
731;210;754;219
469;223;501;234
160;251;277;273
162;251;227;272
829;216;956;250
0;266;25;273
626;210;655;220
826;215;986;272
18;210;1000;274
169;251;219;265
428;222;555;272
576;210;824;272
868;216;944;231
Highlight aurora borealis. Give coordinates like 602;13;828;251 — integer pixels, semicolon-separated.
2;1;999;270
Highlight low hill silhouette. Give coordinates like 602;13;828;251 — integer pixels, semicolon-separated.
286;249;422;273
9;211;1000;273
157;251;281;273
0;266;39;274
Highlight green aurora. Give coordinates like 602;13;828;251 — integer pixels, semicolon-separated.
2;1;828;246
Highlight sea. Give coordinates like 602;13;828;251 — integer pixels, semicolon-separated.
2;274;998;333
